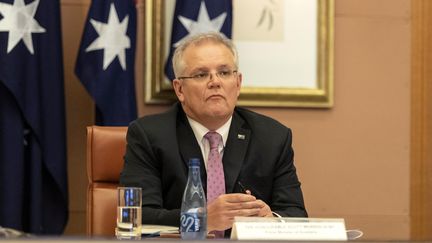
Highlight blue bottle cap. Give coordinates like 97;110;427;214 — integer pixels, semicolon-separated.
189;158;200;167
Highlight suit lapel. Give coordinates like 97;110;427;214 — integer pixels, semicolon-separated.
223;111;250;193
176;108;206;180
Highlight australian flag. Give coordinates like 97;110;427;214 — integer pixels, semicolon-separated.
164;0;233;81
75;0;137;126
0;0;68;234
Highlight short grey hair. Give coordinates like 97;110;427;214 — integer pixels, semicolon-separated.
172;32;239;78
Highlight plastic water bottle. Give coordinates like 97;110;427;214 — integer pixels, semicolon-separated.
180;158;207;240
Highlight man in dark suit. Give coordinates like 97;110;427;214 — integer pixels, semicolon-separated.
120;32;307;234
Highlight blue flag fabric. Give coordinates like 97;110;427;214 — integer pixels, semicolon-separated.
164;0;233;81
75;0;137;126
0;0;68;234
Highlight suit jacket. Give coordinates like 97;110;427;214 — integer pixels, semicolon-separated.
120;102;307;227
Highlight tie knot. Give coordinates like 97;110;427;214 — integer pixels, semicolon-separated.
204;131;222;149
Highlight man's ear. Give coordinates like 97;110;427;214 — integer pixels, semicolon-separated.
173;79;184;102
236;73;242;96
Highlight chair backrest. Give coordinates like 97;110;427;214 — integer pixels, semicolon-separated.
86;125;128;236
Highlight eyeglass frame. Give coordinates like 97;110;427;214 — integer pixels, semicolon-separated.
177;70;238;82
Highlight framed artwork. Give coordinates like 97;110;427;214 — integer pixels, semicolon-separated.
144;0;334;108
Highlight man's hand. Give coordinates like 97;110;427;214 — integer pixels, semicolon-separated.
207;193;272;232
255;199;273;217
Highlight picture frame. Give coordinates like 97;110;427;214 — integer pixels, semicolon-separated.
144;0;334;108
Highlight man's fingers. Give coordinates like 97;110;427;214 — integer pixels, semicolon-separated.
226;200;263;210
222;193;256;203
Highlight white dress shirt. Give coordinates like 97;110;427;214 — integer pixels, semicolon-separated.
187;116;232;169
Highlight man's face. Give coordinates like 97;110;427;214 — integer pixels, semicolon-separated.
173;41;242;129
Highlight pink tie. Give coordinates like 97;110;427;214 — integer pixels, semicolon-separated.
204;131;225;238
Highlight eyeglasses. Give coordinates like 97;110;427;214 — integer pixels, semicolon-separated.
178;70;238;82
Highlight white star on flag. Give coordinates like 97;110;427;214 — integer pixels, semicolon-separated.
174;1;227;47
0;0;46;54
85;3;130;70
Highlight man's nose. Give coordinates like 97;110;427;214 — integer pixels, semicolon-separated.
208;73;222;88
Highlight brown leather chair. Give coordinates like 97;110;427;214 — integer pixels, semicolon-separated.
86;126;128;236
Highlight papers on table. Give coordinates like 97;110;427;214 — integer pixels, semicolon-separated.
141;225;179;235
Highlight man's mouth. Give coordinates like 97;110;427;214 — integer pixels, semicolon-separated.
207;94;224;100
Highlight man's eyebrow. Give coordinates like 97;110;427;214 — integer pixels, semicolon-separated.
189;64;233;73
189;67;209;73
217;64;235;70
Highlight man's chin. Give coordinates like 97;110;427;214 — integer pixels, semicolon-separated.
208;108;231;119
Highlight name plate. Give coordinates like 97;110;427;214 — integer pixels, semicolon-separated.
231;217;347;241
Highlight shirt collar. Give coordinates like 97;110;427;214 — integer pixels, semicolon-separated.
187;116;232;147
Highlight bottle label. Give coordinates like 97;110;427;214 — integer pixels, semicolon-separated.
180;213;201;232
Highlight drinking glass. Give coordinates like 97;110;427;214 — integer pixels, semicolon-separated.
115;187;142;240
